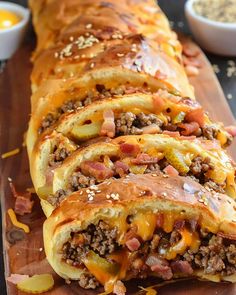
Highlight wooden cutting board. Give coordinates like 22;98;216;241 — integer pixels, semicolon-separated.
0;37;236;295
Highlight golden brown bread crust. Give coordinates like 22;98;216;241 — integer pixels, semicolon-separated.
43;174;236;285
29;0;181;60
31;34;186;93
27;0;236;291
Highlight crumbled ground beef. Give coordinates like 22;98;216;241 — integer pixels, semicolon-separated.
202;126;218;141
184;235;236;276
69;171;97;191
115;112;163;136
78;273;99;289
62;219;236;289
48;189;68;207
48;147;71;167
62;221;119;270
189;156;214;179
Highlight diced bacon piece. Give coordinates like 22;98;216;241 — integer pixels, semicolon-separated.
100;110;116;138
182;43;200;57
81;161;114;181
114;161;129;177
171;260;193;275
131;153;158;165
119;143;140;156
178;122;200;136
163;130;180;137
142;124;161;134
185;108;205;127
151;264;173;280
125;238;140;251
7;274;29;285
163;165;179;176
218;232;236;241
225;125;236;137
113;280;126;295
9;182;34;216
14;197;34;216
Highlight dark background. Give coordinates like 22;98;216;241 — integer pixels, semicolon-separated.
0;0;235;294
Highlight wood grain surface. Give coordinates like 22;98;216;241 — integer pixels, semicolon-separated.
0;37;236;295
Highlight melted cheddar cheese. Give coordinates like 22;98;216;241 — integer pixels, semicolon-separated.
0;10;21;30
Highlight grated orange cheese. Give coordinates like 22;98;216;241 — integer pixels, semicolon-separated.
7;209;30;233
139;286;157;295
1;148;20;159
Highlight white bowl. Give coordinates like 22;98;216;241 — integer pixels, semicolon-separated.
185;0;236;56
0;1;30;60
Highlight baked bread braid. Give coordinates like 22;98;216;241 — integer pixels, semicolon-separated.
26;0;236;293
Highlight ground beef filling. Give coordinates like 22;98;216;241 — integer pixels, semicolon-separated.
48;155;223;207
62;221;120;289
62;220;236;289
115;111;222;141
48;147;72;168
38;85;147;134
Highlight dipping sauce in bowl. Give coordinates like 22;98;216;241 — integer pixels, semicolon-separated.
0;9;22;30
193;0;236;24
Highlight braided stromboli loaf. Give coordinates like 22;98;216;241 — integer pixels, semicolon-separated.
27;0;236;293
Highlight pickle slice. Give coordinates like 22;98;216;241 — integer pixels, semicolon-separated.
17;274;54;294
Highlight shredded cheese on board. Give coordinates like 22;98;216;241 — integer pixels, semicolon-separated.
7;209;30;233
1;148;20;159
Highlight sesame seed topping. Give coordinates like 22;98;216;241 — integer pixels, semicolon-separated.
212;64;220;74
110;193;120;200
117;53;125;57
232;219;236;223
8;177;12;182
151;173;157;177
90;62;95;68
57;34;99;59
54;52;59;58
86;23;93;29
162;192;167;197
111;32;123;40
227;60;236;77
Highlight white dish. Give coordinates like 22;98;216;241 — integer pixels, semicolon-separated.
185;0;236;56
0;1;30;60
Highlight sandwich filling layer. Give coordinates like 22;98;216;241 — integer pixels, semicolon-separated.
61;217;236;289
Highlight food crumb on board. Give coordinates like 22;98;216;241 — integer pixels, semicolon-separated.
212;64;220;74
1;148;20;159
226;60;236;77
